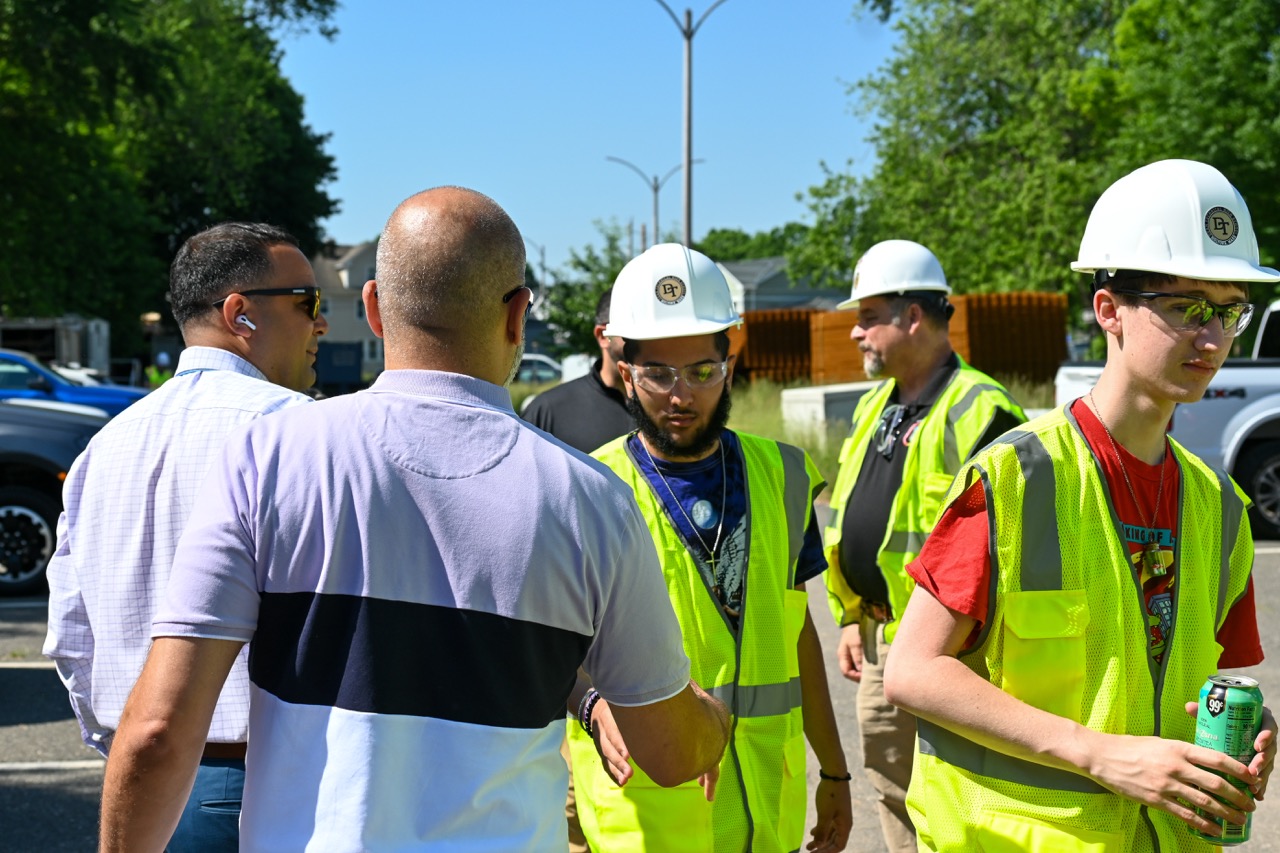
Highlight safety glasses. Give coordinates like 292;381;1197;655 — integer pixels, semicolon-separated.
873;403;908;461
1111;289;1254;337
213;286;322;320
627;361;729;394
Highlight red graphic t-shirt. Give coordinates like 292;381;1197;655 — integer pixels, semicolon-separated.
907;399;1261;667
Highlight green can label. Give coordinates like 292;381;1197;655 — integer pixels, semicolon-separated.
1193;674;1262;845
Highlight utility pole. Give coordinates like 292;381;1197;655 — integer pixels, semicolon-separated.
606;155;705;249
651;0;732;246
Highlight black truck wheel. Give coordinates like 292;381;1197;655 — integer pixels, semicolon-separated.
0;486;59;595
1236;442;1280;540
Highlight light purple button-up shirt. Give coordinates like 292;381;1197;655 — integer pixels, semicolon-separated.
43;346;312;753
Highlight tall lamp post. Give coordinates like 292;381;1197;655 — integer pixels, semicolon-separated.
651;0;732;246
606;156;704;249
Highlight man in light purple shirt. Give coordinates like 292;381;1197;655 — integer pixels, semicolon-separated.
99;186;731;853
43;222;329;853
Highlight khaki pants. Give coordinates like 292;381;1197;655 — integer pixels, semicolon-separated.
560;735;591;853
857;616;918;853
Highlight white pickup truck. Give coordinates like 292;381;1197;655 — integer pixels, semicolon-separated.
1054;298;1280;537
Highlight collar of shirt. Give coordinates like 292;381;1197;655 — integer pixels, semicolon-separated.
892;351;960;417
174;346;270;382
590;358;628;403
367;369;515;413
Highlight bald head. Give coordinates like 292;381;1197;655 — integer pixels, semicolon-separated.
374;187;525;347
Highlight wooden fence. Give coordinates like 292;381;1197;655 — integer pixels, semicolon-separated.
738;292;1068;385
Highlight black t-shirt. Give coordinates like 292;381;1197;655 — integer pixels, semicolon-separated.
839;355;1021;609
521;359;635;453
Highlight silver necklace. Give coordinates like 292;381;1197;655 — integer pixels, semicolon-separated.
640;438;727;575
1088;390;1167;576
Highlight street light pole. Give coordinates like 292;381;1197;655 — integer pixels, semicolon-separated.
606;156;703;248
651;0;732;247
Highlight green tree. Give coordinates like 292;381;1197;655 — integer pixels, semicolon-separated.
0;0;337;354
797;0;1280;315
1087;0;1280;298
542;222;630;356
695;223;810;262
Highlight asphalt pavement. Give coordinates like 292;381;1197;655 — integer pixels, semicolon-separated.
4;547;1280;852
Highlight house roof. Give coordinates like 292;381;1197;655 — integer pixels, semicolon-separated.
719;257;789;290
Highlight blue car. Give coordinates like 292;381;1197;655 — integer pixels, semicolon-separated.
0;349;147;417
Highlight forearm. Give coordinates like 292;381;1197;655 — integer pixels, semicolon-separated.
798;611;848;775
100;637;241;852
100;720;205;852
885;642;1100;780
615;681;730;787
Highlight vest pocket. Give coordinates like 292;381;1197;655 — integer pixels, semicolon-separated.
1000;590;1090;721
976;811;1122;851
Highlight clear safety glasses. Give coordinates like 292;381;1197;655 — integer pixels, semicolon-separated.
1111;289;1254;337
628;361;729;394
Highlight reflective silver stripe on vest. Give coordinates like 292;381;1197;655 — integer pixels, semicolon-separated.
1010;431;1062;592
885;529;927;555
708;676;803;718
917;719;1107;794
944;384;1012;472
777;442;811;573
1216;467;1244;627
924;428;1109;794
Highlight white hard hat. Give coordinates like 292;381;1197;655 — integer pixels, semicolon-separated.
837;239;950;310
604;243;742;340
1072;159;1280;284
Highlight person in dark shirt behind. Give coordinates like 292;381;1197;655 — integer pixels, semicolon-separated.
523;287;634;453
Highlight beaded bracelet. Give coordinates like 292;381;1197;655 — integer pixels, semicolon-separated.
818;769;853;782
578;689;603;737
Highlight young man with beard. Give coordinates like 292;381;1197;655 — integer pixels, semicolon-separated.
565;243;854;853
884;160;1278;850
822;240;1025;853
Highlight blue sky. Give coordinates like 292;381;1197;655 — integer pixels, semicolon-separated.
277;2;898;276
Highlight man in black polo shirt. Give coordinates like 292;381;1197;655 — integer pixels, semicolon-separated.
822;240;1025;852
524;288;634;454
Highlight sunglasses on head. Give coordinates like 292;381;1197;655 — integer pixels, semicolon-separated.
212;286;322;320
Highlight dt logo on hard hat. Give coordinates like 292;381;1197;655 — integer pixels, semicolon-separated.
655;276;687;305
1205;207;1239;246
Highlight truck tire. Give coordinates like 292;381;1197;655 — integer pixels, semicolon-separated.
0;486;59;595
1236;442;1280;540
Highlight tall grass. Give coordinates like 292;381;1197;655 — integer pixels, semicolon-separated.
992;373;1056;410
727;379;849;490
728;374;1057;493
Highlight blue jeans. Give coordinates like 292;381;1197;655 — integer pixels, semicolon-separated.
166;757;245;853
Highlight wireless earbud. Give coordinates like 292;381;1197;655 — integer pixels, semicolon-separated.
236;315;257;330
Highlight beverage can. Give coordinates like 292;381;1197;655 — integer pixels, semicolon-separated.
1192;674;1263;845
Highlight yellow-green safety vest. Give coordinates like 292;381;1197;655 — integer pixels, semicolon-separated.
908;406;1253;852
824;357;1024;641
569;431;823;853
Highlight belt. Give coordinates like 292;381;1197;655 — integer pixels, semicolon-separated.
202;742;247;760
